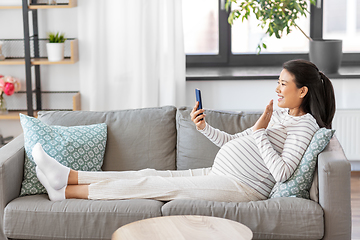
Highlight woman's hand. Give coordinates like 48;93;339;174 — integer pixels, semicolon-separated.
190;102;206;130
253;99;273;132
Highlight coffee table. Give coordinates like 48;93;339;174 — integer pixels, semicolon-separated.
112;215;253;240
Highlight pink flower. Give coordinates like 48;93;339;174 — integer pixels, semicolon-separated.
4;82;15;96
4;76;15;84
0;76;21;96
14;80;21;92
7;77;21;92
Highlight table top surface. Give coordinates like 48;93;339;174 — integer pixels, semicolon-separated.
112;215;253;240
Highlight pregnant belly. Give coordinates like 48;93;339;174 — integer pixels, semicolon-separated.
212;136;270;184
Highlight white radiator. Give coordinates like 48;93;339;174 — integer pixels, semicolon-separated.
332;110;360;161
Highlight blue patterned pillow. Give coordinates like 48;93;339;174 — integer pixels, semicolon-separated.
19;114;107;196
269;128;335;199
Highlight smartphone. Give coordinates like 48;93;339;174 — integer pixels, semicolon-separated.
195;88;203;120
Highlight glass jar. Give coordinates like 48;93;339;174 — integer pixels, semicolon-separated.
0;94;8;115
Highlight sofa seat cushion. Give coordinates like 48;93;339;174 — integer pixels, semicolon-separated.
37;106;177;171
162;197;324;240
4;195;164;240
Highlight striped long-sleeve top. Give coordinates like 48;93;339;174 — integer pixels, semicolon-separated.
199;109;319;199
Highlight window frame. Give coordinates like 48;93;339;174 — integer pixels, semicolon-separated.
186;0;360;67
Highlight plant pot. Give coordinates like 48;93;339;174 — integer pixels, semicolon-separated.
309;39;343;74
46;43;64;62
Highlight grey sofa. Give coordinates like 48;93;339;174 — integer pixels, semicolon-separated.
0;106;351;240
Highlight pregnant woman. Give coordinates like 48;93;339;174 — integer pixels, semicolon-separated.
33;59;335;202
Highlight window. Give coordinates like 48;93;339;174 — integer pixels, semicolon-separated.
182;0;219;55
183;0;360;67
358;0;360;30
231;2;311;54
323;0;360;52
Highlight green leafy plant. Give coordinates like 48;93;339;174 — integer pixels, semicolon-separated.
226;0;317;53
47;32;66;43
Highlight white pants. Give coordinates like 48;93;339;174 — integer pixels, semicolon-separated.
78;168;264;202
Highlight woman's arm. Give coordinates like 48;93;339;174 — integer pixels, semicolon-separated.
190;102;254;148
253;119;319;182
198;123;253;148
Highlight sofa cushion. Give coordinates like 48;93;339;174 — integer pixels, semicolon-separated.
269;128;335;199
37;106;177;171
4;195;164;240
176;107;261;170
19;114;107;196
161;198;324;239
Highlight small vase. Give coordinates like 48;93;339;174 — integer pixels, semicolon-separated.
0;43;5;61
46;43;64;62
0;94;8;115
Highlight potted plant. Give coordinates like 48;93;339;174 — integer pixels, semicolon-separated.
46;32;66;62
226;0;342;74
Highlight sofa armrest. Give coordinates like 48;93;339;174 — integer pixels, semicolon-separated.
318;136;351;240
0;134;24;240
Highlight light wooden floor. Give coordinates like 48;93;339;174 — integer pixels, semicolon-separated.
352;171;360;240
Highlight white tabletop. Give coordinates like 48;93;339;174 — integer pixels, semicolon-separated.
112;215;253;240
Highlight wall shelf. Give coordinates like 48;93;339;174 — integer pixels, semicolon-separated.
29;0;77;9
0;59;25;65
0;57;76;65
0;111;38;120
0;6;22;9
0;39;78;65
0;91;81;120
0;0;77;9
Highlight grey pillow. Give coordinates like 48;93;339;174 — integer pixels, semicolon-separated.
38;106;177;171
176;107;261;170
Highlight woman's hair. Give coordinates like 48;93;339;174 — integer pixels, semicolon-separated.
283;59;336;129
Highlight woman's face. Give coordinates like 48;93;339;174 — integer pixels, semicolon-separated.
276;69;306;115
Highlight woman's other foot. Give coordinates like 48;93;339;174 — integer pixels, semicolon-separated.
32;143;70;190
36;167;66;201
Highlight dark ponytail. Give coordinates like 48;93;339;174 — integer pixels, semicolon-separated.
319;72;336;128
283;59;336;129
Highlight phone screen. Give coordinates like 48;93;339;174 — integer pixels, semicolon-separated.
195;89;202;110
195;89;203;120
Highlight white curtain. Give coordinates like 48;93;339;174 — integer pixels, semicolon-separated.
78;0;186;111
